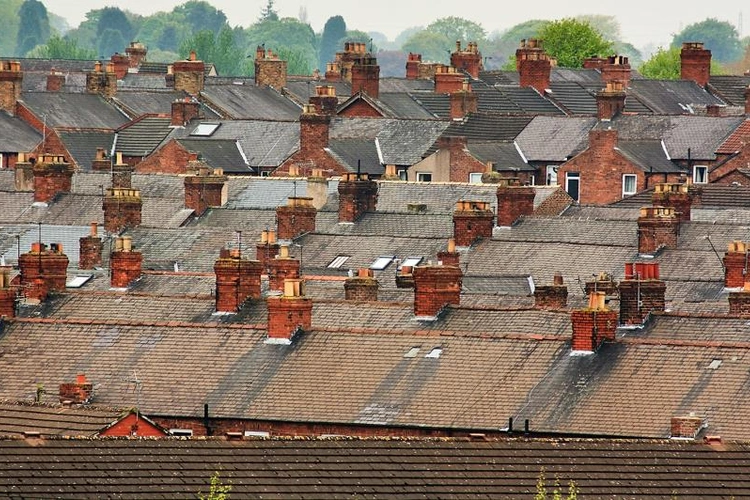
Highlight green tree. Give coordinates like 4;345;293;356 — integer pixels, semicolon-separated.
173;0;227;36
27;34;97;59
402;30;451;64
98;28;127;59
0;0;23;55
484;19;547;69
245;17;317;73
198;471;231;500
318;15;346;70
16;0;50;56
537;18;613;68
425;16;487;45
180;27;248;76
640;45;723;79
671;18;743;63
97;7;134;46
259;0;278;22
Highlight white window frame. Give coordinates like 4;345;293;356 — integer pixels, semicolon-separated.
169;428;193;436
565;172;580;202
693;165;708;184
546;165;558;185
469;172;483;184
416;172;432;182
328;255;350;269
370;255;394;270
622;174;637;196
398;169;407;181
0;153;4;169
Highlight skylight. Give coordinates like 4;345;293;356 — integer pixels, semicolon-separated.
328;255;350;269
403;347;420;358
399;256;422;270
370;255;394;270
191;122;220;136
426;347;443;359
66;275;93;288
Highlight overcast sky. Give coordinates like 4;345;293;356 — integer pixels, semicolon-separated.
50;0;747;51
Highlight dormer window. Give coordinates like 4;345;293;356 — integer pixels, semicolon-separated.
693;165;708;184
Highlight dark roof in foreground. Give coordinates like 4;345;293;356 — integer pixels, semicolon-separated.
0;437;747;499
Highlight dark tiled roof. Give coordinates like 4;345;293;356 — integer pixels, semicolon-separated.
177;139;252;174
118;73;170;90
226;178;339;210
0;403;119;437
547;82;597;115
617;140;681;173
20;92;129;129
408;92;449;117
0;110;40;152
379;77;435;93
708;75;750;106
284;79;352;102
467;141;532;171
201;84;301;120
471;83;524;113
424;113;534;157
515;116;596;162
112;91;189;118
115;116;173;157
477;70;516;85
376;119;450;166
376;93;438;119
58;130;114;170
629;80;726;115
497;85;564;115
327;139;382;175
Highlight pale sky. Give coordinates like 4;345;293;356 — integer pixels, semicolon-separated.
48;0;747;51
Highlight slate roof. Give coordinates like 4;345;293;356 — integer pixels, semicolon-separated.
617;140;681;173
58;130;114;170
514;116;596;162
379;77;435;93
114;116;173;157
629;79;726;115
0;403;120;437
327;139;382;175
408;92;450;117
0;111;40;152
376;119;450;166
177;139;251;174
467;141;532;171
200;84;301;120
708;75;750;106
375;92;438;119
2;437;749;499
547;82;598;115
284;79;352;102
226;177;339;210
496;85;564;115
19;92;129;129
424;113;534;157
112;90;190;118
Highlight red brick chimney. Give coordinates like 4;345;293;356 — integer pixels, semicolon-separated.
110;152;132;189
86;61;117;97
637;206;680;255
268;245;301;292
413;264;463;320
406;52;422;79
344;268;379;301
534;272;568;310
276;197;317;240
351;55;380;98
79;222;103;270
59;374;93;404
652;183;693;222
33;154;74;204
0;60;22;115
729;282;750;317
681;42;711;87
14;152;33;191
745;86;750;116
19;241;69;302
450;79;478;119
126;42;147;68
266;279;312;342
601;55;631;87
91;147;110;172
496;184;535;227
450;41;483;79
434;65;465;93
671;415;706;439
437;238;460;267
109;236;142;289
184;165;227;216
171;97;201;126
724;241;749;289
516;39;551;93
46;68;65;92
570;291;617;352
309;85;338;116
619;262;666;325
214;247;263;313
583;57;607;69
254;46;287;89
103;187;142;234
453;200;495;246
338;172;378;223
325;62;341;82
110;53;129;79
300;104;331;155
256;229;279;274
396;265;415;289
596;81;627;120
0;267;17;318
173;51;205;96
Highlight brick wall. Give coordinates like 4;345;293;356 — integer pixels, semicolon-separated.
32;159;74;203
171;99;201;127
670;415;705;439
268;257;301;292
338;98;384;118
255;56;287;89
0;61;22;114
110;248;142;289
729;290;750;317
136;140;197;174
214;251;263;313
496;185;535;226
184;174;227;216
267;294;312;340
637;207;680;255
351;59;379;98
723;242;748;288
413;265;462;319
651;184;692;222
618;279;666;325
435;136;486;183
406;53;421;79
338;175;378;223
173;55;205;95
680;42;711;87
276;198;317;239
344;272;379;301
570;308;617;351
103;189;142;233
453;201;494;246
79;235;103;270
534;285;568;310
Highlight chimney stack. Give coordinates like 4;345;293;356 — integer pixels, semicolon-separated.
110;152;132;188
449;79;478;119
14;152;34;191
596;81;627;120
0;60;22;115
600;55;631;87
254;46;287;89
680;42;711;87
213;246;263;313
300;103;331;156
125;42;147;68
266;279;312;342
396;265;415;289
671;415;706;440
637;206;680;256
103;187;142;234
276;197;317;240
452;200;495;246
496;184;535;227
619;262;666;325
434;65;464;93
32;154;74;204
450;41;482;78
534;272;568;310
344;268;379;301
46;68;65;91
516;39;551;93
91;147;111;172
86;61;117;97
0;267;17;318
324;62;341;82
59;374;93;404
570;291;617;352
437;238;460;267
651;183;692;222
19;241;69;302
309;85;338;116
173;51;205;96
79;222;103;270
406;52;422;79
256;229;279;274
728;282;750;317
337;172;378;223
110;52;129;79
350;55;380;98
184;164;228;216
171;97;201;126
413;264;463;320
724;241;749;289
109;236;142;289
268;244;301;292
306;168;330;209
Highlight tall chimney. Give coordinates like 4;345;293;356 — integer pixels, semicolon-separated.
110;53;129;79
350;55;380;98
344;268;379;301
125;42;147;68
637;206;679;256
437;238;460;267
600;55;631;87
33;154;74;203
300;104;331;155
651;183;692;222
184;165;228;216
173;51;205;96
171;97;201;126
91;147;111;172
266;279;312;342
449;79;478;119
434;65;464;93
680;42;711;87
19;241;69;302
570;291;617;352
256;229;279;274
413;264;463;320
728;282;750;317
276;197;317;240
110;236;142;289
452;200;495;246
534;272;568;310
496;184;535;227
723;241;749;289
86;61;117;97
46;68;65;92
0;267;17;318
213;247;263;313
406;52;422;79
619;262;666;325
450;41;483;78
79;222;103;270
516;39;551;93
268;245;301;292
0;60;22;115
337;172;378;223
309;85;338;116
324;62;341;82
254;46;287;89
103;187;142;234
596;81;626;120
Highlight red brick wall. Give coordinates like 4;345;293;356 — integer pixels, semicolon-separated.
110;251;142;288
100;412;168;437
338;99;383;118
79;236;103;270
268;258;300;292
570;309;617;351
214;256;263;313
680;43;711;87
136;140;196;174
256;243;280;274
184;177;227;216
453;210;494;246
32;163;73;203
276;204;317;239
344;277;379;301
406;53;421;79
103;192;142;233
652;189;692;222
518;56;551;93
637;214;680;254
413;265;462;318
724;251;747;288
534;286;568;310
19;246;69;295
450;91;478;119
171;100;200;126
0;288;15;318
337;177;378;222
437;250;460;267
496;186;535;226
434;70;464;93
435;136;486;183
670;416;705;438
618;279;666;325
351;62;379;98
729;291;750;317
267;296;312;339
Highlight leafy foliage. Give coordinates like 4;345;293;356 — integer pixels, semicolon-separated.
259;0;278;23
484;19;547;69
537;18;613;68
27;34;96;59
180;27;249;76
96;7;134;52
402;30;451;64
173;1;227;36
640;45;724;79
535;468;578;500
425;16;486;45
198;471;231;500
671;18;743;63
318;15;346;71
16;0;50;56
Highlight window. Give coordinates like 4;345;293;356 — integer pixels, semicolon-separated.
622;174;637;196
469;172;483;184
399;256;423;270
416;172;432;182
693;165;708;184
398;169;407;181
565;172;580;202
370;255;394;270
328;255;350;269
546;165;558;185
170;428;193;436
190;122;220;136
425;347;443;358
